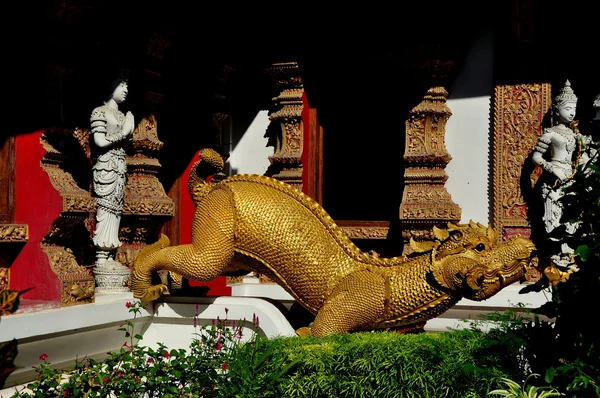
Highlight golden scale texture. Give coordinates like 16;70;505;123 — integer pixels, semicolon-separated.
132;149;536;337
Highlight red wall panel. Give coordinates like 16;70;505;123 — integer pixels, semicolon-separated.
12;131;62;300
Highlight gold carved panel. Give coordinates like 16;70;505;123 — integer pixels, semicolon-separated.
492;84;551;241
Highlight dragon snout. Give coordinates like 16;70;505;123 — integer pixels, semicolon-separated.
509;236;536;257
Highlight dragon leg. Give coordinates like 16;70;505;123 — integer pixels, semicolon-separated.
132;188;236;301
310;270;386;337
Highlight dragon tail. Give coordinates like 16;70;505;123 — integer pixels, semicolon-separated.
187;148;225;207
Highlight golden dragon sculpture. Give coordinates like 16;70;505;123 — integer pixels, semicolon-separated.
131;148;536;337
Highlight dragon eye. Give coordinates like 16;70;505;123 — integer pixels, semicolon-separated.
475;243;485;252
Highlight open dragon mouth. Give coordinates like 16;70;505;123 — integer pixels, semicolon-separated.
469;240;536;300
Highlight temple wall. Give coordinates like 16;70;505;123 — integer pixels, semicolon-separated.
445;26;494;225
227;110;272;175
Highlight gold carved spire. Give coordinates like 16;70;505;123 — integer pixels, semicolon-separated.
399;87;461;252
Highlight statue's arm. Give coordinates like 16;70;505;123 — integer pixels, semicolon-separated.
532;132;553;172
90;107;133;149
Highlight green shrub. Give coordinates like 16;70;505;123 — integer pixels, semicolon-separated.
258;328;516;398
8;300;525;398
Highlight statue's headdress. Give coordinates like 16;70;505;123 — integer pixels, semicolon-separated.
554;79;578;107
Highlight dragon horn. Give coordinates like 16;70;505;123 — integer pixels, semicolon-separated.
433;225;449;241
447;222;460;231
410;237;437;253
487;224;497;243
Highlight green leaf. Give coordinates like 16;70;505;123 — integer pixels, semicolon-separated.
0;288;33;316
575;244;593;261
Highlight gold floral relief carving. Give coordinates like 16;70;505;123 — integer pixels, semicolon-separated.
0;224;29;242
339;226;389;240
0;268;9;291
42;163;90;202
132;114;163;152
124;115;174;219
62;280;94;306
265;62;305;191
492;84;551;241
42;244;91;278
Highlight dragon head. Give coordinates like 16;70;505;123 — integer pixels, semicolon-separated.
416;221;536;301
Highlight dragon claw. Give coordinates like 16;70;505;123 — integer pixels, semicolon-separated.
133;284;169;302
295;326;313;337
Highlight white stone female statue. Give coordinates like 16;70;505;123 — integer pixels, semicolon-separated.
531;80;593;268
90;78;134;270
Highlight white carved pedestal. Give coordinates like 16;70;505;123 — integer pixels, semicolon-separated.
93;267;131;294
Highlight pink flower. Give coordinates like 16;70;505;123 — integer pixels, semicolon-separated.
125;302;132;308
215;342;222;350
39;353;48;361
117;372;124;378
147;358;154;363
163;350;170;359
221;361;228;371
103;377;110;383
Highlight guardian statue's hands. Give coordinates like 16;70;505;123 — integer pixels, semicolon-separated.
124;111;135;137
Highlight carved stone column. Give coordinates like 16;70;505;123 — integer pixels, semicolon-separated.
117;115;174;272
399;87;461;252
264;62;305;191
40;127;96;306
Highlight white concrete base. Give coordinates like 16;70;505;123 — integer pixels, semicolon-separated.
0;295;152;390
425;283;552;332
228;276;294;301
142;296;297;352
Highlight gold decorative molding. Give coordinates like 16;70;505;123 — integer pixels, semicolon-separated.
399;87;461;247
264;62;305;192
491;83;551;242
0;267;8;291
0;224;28;243
337;221;390;240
